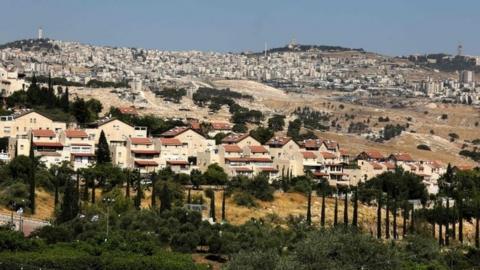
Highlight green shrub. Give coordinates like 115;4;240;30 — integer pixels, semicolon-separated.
233;192;257;208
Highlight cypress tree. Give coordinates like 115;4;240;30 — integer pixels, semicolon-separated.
446;199;450;245
334;194;338;226
393;199;398;240
58;178;79;223
320;191;326;227
385;194;390;239
458;199;463;243
187;188;191;204
96;131;111;164
91;175;96;204
221;189;226;222
206;189;216;222
343;190;348;227
54;174;59;207
134;175;143;210
159;182;172;213
410;204;415;234
28;137;36;214
377;192;382;239
151;172;157;208
402;202;408;237
125;170;131;198
60;87;70;112
352;187;358;227
306;190;312;226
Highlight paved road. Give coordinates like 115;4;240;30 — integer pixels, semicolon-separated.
0;214;50;236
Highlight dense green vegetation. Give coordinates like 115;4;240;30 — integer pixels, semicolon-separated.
293;106;330;131
7;75;103;123
108;107;186;136
1;154;480;268
408;54;480;73
155;88;187;103
459;149;480;162
382;124;406;141
192;87;263;125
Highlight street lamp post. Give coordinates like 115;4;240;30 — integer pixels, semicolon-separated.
102;197;115;242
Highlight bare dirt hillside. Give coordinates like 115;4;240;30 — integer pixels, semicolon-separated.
70;80;480;165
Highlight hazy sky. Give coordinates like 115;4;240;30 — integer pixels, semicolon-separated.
1;0;478;56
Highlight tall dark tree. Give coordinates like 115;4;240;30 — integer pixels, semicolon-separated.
221;189;226;222
385;194;390;239
151;172;157;208
57;178;79;223
306;189;312;226
352;187;358;227
343;189;349;227
60;87;69;112
96;130;111;164
28;137;36;214
205;189;216;222
402;202;408;237
393;199;398;240
187;188;191;204
316;177;330;228
320;191;326;227
159;181;172;213
333;193;338;226
134;173;143;210
445;199;450;245
377;192;382;239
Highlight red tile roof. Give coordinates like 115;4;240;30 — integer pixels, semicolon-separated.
189;121;201;130
313;172;329;177
222;133;250;144
131;150;160;155
385;162;396;170
32;129;55;137
370;162;384;170
65;129;88;138
266;136;292;147
248;157;273;163
225;157;273;163
302;139;323;149
167;160;189;165
320;152;336;159
390;153;414;162
359;150;385;160
407;164;417;171
429;161;443;169
301;151;317;159
159;138;183;146
130;137;152;145
33;142;63;147
323;140;338;150
118;106;138;115
339;149;350;156
223;144;242;153
211;122;232;130
249;145;268;153
134;160;158;166
161;127;190;137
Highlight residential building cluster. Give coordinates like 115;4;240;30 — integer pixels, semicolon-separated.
1;39;478;105
0;109;453;194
